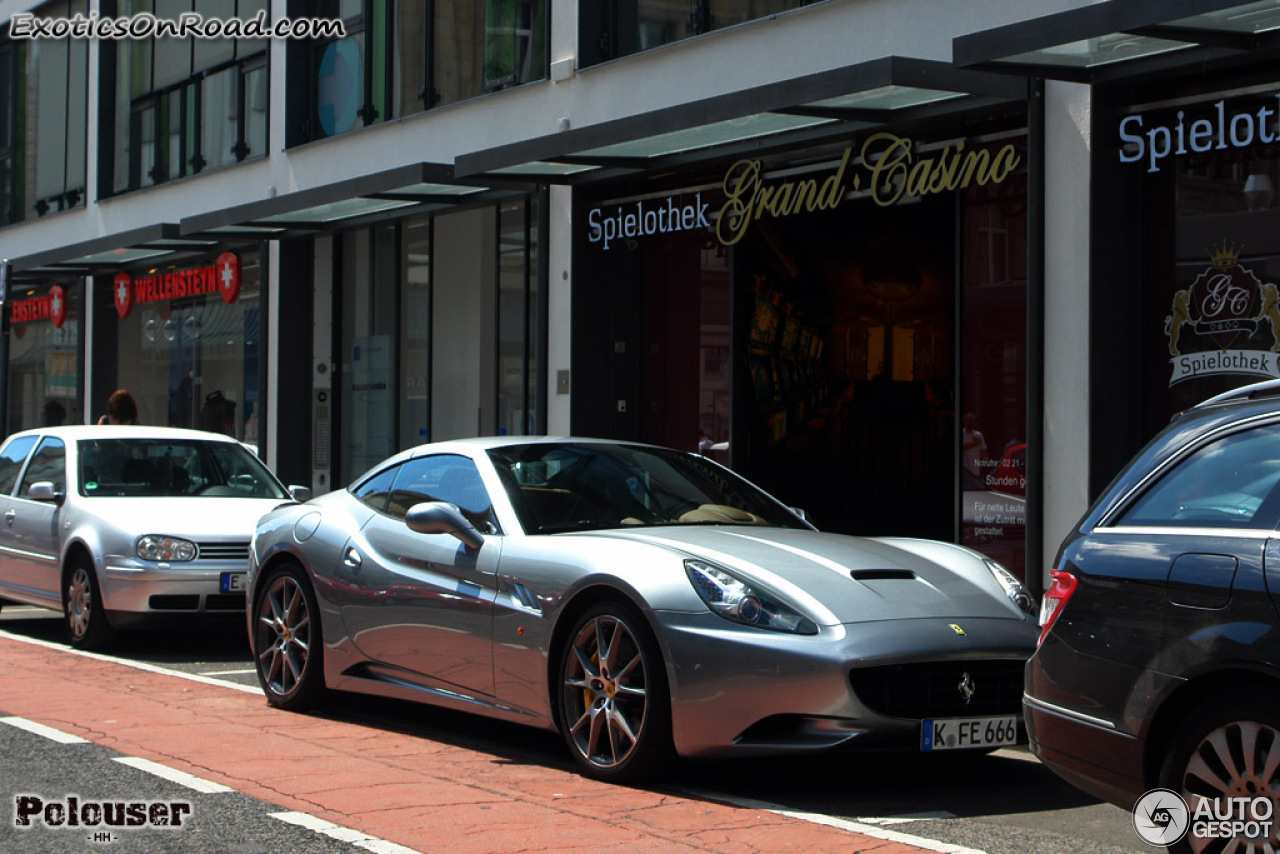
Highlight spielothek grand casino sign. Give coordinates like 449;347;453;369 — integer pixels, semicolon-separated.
113;252;241;320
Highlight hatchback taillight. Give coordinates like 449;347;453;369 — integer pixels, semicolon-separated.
1037;569;1077;648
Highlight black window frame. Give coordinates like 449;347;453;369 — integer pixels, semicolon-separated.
0;0;89;224
291;0;548;146
579;0;819;67
100;0;269;197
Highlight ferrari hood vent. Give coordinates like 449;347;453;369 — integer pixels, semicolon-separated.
850;569;916;582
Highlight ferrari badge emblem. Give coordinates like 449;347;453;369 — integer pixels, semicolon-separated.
958;671;976;704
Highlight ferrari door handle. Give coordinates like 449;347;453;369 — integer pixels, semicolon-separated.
3;510;14;525
343;547;362;569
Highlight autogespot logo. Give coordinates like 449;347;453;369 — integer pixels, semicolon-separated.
1133;789;1280;847
1133;789;1189;846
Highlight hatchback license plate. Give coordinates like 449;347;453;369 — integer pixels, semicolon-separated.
921;715;1017;751
219;572;246;593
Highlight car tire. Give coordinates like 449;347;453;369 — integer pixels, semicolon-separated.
253;564;325;710
1158;692;1280;853
63;557;115;651
557;599;674;784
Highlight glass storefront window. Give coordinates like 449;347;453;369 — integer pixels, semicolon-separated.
400;216;431;449
340;226;399;482
575;130;1029;566
104;250;261;440
491;201;527;437
1115;84;1280;439
331;197;542;483
959;156;1029;580
7;285;80;431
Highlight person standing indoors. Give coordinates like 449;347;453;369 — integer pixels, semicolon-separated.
98;390;139;425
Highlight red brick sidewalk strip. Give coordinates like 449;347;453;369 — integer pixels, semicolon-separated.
0;634;946;853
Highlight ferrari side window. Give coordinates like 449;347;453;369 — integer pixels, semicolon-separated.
1116;423;1280;529
354;465;398;515
388;455;496;531
0;435;38;496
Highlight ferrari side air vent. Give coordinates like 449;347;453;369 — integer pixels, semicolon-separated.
850;569;916;581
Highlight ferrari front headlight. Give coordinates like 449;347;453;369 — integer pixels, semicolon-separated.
136;535;197;562
985;559;1036;615
684;559;818;635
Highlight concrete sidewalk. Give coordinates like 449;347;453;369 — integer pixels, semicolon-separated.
0;634;947;853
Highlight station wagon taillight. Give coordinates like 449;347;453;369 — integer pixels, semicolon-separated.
1037;570;1077;649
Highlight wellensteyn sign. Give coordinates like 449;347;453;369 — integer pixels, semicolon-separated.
586;132;1020;251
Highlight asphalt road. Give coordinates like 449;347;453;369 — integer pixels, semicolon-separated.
0;604;1144;853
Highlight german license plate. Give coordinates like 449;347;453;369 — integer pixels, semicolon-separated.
921;715;1017;751
219;572;246;593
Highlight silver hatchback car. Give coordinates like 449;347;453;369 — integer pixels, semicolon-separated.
0;425;306;649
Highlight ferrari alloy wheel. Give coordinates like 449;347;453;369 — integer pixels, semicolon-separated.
63;558;114;651
254;565;325;710
1159;694;1280;853
558;601;672;783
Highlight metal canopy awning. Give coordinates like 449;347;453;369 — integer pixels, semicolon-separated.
179;162;517;239
10;223;220;284
454;56;1029;183
8;163;526;283
954;0;1280;82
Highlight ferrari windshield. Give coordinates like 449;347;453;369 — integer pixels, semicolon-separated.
488;442;808;534
78;439;288;499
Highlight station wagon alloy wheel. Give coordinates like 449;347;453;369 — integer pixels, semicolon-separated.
254;567;325;709
558;603;672;783
1161;696;1280;853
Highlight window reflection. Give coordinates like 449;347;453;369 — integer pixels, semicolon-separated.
0;0;88;223
104;0;267;194
582;0;812;65
299;0;547;143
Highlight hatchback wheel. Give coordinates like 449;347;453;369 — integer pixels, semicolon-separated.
557;601;673;783
1159;694;1280;853
63;558;114;651
253;565;325;710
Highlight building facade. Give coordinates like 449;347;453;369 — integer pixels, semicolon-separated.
4;0;1270;589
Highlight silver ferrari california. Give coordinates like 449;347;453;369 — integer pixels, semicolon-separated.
0;425;307;649
247;437;1038;782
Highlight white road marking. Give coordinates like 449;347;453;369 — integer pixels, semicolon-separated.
0;627;261;694
113;757;234;794
0;715;88;744
271;811;424;854
681;789;990;854
855;811;956;824
200;668;257;676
